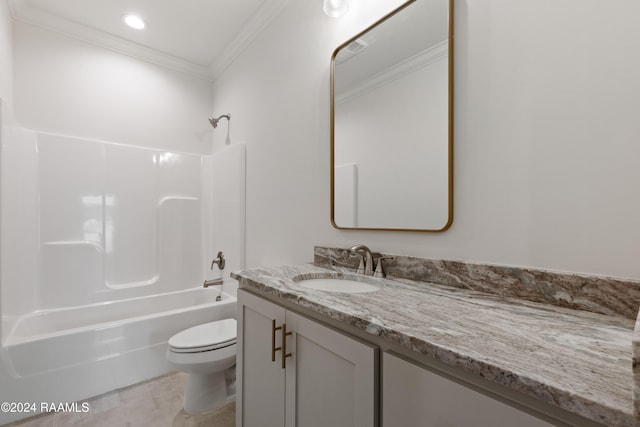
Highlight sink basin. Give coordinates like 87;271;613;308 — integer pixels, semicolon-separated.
293;275;382;294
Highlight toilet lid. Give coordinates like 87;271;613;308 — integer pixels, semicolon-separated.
169;318;237;353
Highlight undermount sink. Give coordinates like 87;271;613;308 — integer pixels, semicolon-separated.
292;274;382;294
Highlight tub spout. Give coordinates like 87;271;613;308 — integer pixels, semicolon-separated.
203;278;223;288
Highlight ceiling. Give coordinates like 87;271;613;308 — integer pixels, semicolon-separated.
8;0;290;80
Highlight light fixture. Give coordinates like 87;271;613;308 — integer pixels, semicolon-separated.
122;14;146;30
323;0;349;18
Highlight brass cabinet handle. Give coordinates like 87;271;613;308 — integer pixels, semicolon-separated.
271;319;282;362
281;323;292;369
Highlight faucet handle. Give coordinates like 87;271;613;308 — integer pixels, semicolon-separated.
373;257;393;278
211;251;225;270
355;256;365;274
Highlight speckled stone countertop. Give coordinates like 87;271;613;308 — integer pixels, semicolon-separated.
232;263;639;427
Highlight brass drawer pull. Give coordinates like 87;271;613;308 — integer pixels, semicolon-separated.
281;323;292;369
271;319;282;362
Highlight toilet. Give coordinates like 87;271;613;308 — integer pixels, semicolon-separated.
166;318;237;414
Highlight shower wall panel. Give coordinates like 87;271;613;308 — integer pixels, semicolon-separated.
38;134;104;309
0;127;38;339
1;128;209;318
104;144;158;288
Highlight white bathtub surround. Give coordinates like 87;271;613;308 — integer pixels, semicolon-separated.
232;263;638;427
0;126;246;424
1;128;210;317
1;289;235;423
5;289;236;374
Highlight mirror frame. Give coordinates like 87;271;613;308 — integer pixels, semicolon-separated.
330;0;454;232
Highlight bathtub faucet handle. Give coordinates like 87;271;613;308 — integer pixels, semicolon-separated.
211;251;225;270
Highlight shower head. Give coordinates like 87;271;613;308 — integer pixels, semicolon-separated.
208;113;231;128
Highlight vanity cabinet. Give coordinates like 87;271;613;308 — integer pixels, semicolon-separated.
382;352;553;427
237;289;377;427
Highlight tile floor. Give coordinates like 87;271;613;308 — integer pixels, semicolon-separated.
4;373;236;427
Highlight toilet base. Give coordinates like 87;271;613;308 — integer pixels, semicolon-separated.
184;370;232;414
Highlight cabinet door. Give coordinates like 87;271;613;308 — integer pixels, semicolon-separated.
237;290;286;427
382;352;553;427
285;310;377;427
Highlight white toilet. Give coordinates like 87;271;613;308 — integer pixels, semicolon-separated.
166;318;237;414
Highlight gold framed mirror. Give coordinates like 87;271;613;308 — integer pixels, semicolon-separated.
330;0;453;232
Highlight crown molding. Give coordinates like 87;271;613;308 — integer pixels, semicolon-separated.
336;40;448;105
209;0;291;80
8;0;291;82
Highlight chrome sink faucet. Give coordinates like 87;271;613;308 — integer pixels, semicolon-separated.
350;245;375;276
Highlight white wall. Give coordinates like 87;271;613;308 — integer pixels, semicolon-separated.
212;0;640;280
0;0;13;120
13;21;213;153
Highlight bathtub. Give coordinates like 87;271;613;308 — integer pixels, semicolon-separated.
1;285;236;413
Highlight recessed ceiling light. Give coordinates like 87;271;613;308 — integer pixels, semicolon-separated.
122;14;146;30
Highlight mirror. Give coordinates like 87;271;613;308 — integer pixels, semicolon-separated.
331;0;453;231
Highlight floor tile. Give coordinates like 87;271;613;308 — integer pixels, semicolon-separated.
3;373;229;427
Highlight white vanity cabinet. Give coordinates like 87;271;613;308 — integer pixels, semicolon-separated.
382;352;554;427
237;289;377;427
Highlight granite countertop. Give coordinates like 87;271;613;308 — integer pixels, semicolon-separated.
232;263;639;427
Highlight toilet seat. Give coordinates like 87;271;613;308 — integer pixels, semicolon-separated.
168;318;237;354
